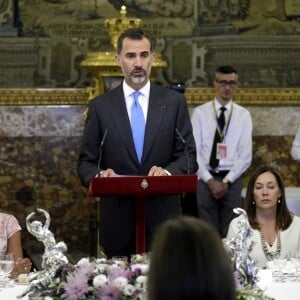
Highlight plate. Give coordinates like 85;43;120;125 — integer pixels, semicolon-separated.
14;279;28;285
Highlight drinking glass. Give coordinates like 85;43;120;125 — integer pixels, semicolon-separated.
272;259;287;282
0;253;15;285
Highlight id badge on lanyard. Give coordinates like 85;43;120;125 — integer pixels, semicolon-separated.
216;143;227;159
213;103;233;160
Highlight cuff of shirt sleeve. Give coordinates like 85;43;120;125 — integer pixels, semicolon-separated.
222;177;231;185
164;169;171;176
201;170;213;183
95;171;104;177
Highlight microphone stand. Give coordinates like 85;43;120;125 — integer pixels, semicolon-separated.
97;129;108;174
95;128;107;258
175;128;190;175
175;128;193;216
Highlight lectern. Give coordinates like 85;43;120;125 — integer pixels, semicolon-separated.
88;175;198;254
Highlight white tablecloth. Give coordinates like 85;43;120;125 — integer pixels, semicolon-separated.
257;269;300;300
260;281;300;300
0;284;28;299
2;279;300;299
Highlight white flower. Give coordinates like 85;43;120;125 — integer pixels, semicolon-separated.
131;263;149;274
113;276;128;290
95;263;109;273
77;257;90;266
132;254;143;262
29;257;150;300
135;275;147;289
93;274;107;287
123;283;135;296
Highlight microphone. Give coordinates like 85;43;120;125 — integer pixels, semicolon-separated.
176;128;186;146
97;129;108;174
175;128;190;174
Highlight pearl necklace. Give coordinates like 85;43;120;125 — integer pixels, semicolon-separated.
259;230;281;261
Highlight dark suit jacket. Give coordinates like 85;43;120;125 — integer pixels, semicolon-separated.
78;82;198;252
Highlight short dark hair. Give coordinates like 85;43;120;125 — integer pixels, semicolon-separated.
215;66;237;75
245;164;292;230
215;66;238;81
148;216;235;300
116;28;153;54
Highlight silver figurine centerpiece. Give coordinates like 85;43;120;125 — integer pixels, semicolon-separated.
18;208;69;299
225;207;258;288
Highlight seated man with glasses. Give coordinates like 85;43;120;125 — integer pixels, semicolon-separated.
191;65;253;238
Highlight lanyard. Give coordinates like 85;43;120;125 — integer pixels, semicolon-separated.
212;103;233;142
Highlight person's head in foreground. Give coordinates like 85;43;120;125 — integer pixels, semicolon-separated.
148;216;235;300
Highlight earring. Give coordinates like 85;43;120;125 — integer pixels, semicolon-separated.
278;198;281;203
252;201;255;205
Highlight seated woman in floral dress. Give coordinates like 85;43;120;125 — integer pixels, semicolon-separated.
0;211;32;278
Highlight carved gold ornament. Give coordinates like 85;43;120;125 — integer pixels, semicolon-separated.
0;88;299;106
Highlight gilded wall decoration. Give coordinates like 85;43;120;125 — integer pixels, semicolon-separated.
17;0;299;37
0;0;11;23
108;0;194;18
0;0;18;36
0;1;298;88
17;1;300;38
0;87;299;106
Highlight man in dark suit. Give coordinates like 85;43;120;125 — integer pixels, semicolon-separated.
77;28;197;258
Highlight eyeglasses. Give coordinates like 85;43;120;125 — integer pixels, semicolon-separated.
215;80;238;87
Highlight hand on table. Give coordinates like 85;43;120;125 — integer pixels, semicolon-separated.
11;258;32;279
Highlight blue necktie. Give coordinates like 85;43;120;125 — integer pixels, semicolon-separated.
131;90;145;162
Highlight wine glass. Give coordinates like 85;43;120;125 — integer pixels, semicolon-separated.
0;253;14;285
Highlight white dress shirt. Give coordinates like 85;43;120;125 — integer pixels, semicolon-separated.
191;98;253;183
123;80;150;123
226;214;300;268
291;124;300;161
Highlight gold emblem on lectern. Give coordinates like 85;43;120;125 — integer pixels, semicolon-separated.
141;179;149;189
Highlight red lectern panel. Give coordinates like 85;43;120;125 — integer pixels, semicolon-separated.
88;175;198;253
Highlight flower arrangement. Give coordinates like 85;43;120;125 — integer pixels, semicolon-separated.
29;255;272;300
236;285;274;300
22;209;272;300
32;254;148;300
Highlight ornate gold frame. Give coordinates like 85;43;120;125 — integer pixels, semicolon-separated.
186;88;300;106
0;88;88;105
0;87;299;106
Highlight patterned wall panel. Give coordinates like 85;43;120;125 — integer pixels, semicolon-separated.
1;1;300;88
0;103;298;260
